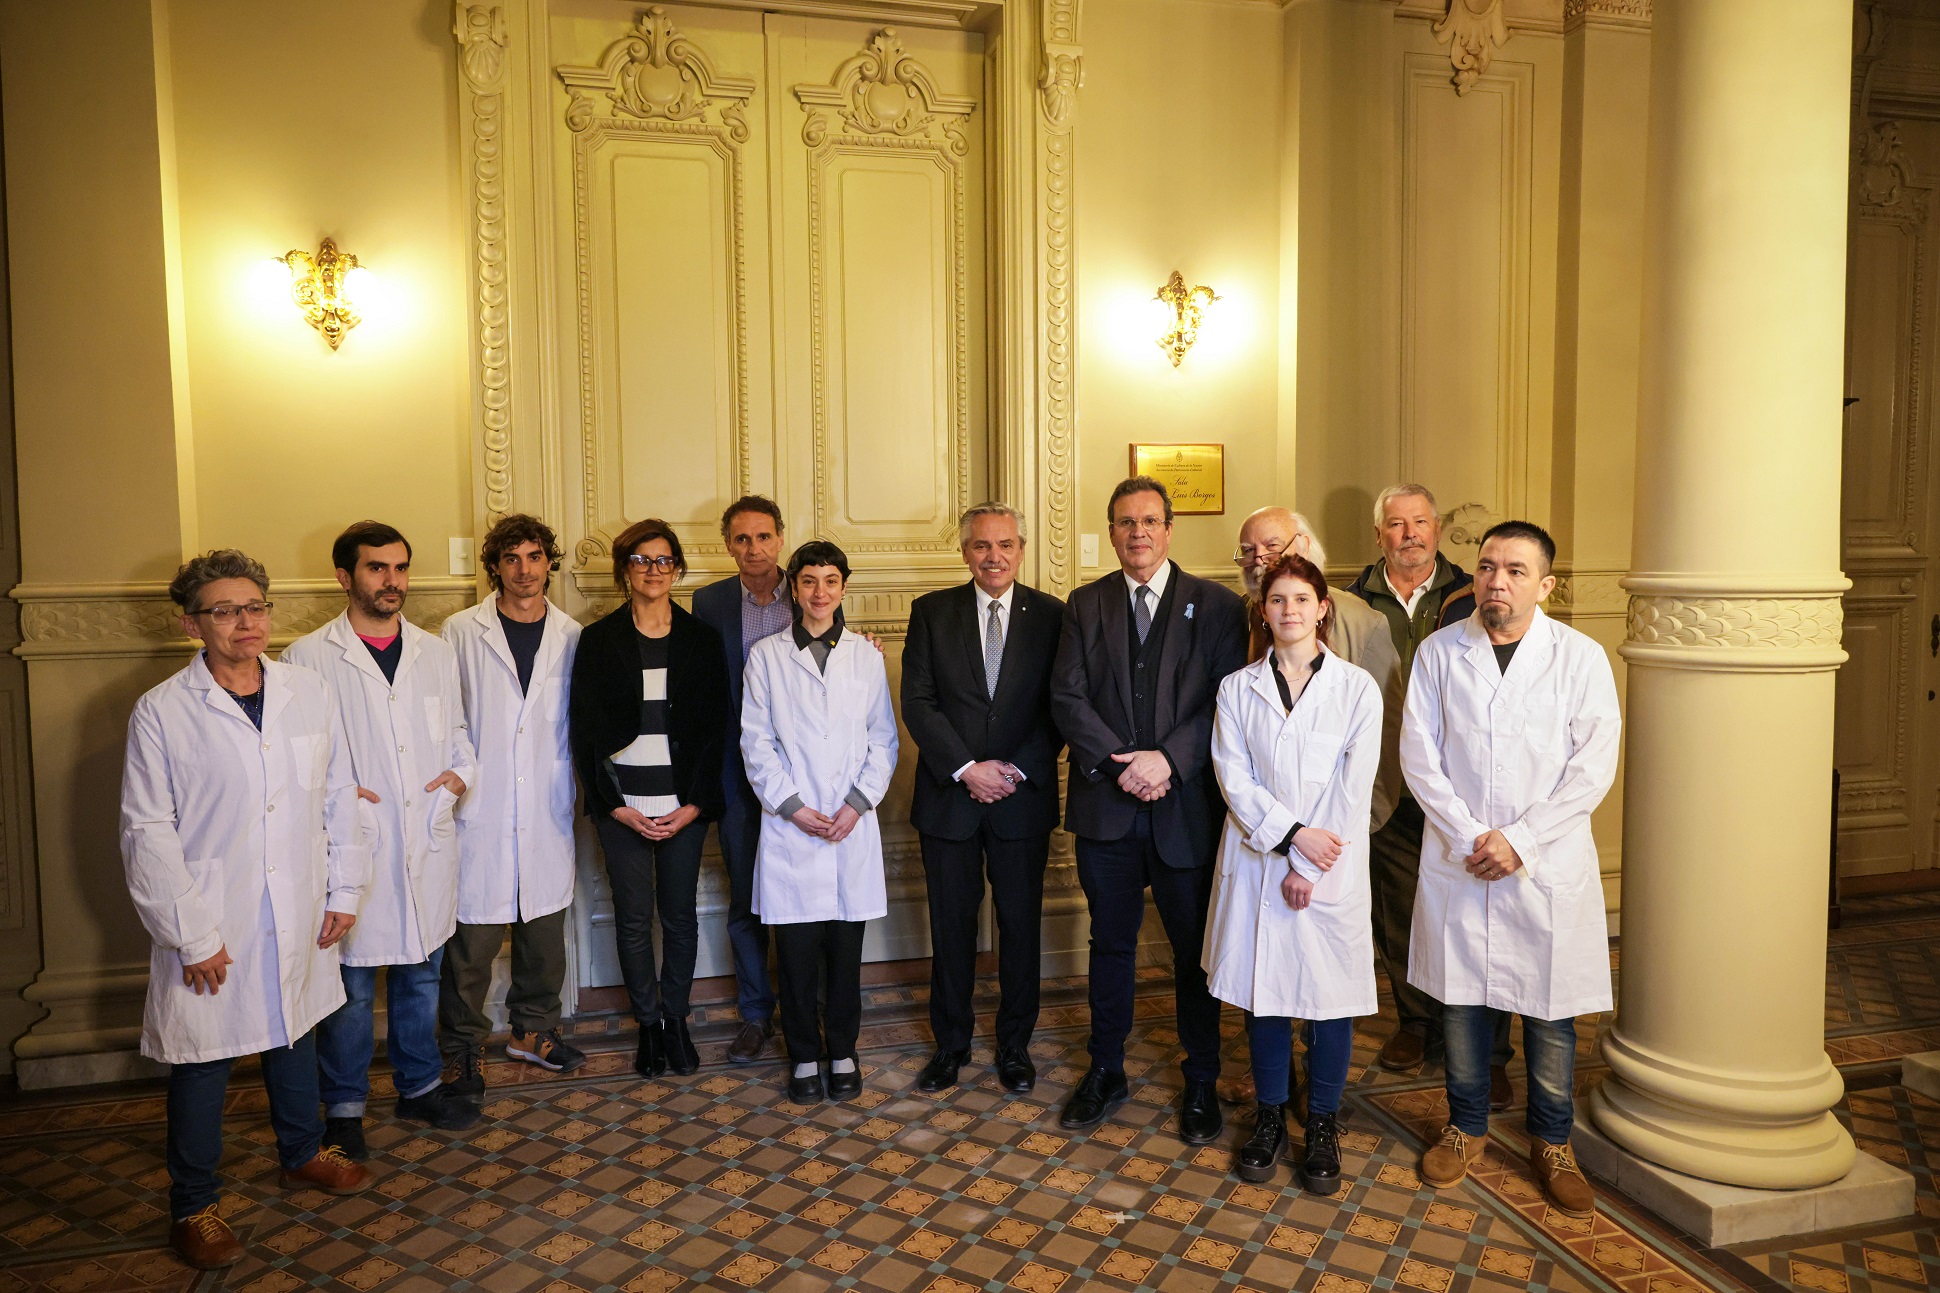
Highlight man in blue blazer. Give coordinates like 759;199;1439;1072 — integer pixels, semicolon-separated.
689;496;792;1063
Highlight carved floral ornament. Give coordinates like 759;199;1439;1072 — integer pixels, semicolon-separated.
796;29;975;153
557;6;755;141
1434;0;1508;95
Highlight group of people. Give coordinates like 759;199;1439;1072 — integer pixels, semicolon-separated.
123;477;1619;1272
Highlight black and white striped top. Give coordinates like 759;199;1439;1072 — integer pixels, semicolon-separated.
607;632;679;816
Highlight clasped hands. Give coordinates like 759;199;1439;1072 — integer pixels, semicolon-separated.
1281;825;1344;912
962;760;1024;804
1464;828;1522;881
788;803;863;843
612;803;700;841
1110;749;1172;802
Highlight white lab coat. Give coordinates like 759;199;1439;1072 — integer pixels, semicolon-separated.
1400;608;1621;1020
1204;649;1382;1020
120;655;370;1065
739;629;899;924
282;613;477;966
441;599;581;924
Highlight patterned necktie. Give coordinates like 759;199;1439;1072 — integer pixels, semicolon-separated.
1134;585;1153;644
984;600;1004;699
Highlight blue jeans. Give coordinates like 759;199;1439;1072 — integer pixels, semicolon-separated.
1248;1016;1353;1114
317;950;445;1116
716;785;775;1025
1446;1005;1575;1143
167;1032;323;1219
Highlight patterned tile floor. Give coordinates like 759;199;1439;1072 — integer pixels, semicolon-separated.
1;896;1937;1293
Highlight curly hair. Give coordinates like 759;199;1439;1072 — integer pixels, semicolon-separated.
480;514;563;591
168;549;270;612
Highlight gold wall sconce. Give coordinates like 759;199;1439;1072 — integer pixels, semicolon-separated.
278;238;364;349
1155;270;1217;367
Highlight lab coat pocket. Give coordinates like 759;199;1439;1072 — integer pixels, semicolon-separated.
423;695;447;743
178;856;226;947
290;734;328;790
1301;732;1346;784
551;759;577;828
1525;702;1565;754
426;785;458;852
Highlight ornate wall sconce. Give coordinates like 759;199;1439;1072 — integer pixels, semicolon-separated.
278;238;364;349
1155;270;1217;367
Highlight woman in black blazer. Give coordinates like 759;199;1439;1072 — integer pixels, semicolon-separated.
569;518;731;1078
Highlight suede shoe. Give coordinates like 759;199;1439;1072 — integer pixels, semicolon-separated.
727;1019;773;1065
995;1046;1037;1093
396;1084;481;1131
445;1045;486;1101
665;1018;701;1076
1531;1138;1596;1217
1420;1123;1488;1188
1300;1112;1343;1195
1058;1067;1129;1130
281;1145;374;1195
1178;1078;1223;1146
1489;1064;1513;1112
171;1205;244;1269
827;1064;863;1101
634;1020;668;1078
917;1048;970;1092
788;1069;825;1104
509;1028;587;1074
1376;1027;1427;1074
1235;1103;1287;1182
323;1115;368;1163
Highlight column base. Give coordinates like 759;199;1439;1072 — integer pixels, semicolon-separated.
1572;1099;1913;1245
17;1049;165;1091
1589;1068;1855;1189
1901;1052;1940;1102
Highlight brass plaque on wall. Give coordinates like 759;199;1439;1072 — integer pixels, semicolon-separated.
1128;443;1224;515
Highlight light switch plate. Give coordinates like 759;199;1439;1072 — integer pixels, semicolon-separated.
1081;533;1099;567
449;537;476;577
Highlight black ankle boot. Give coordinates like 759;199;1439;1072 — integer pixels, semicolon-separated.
1300;1111;1342;1195
1235;1103;1287;1182
634;1020;668;1078
666;1017;700;1076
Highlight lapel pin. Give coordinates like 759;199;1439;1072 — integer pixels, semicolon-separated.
1184;603;1195;620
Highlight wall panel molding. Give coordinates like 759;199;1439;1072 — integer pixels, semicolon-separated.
1035;0;1081;595
455;3;516;526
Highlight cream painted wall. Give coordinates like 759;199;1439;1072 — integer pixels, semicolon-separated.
167;0;474;579
1075;0;1285;579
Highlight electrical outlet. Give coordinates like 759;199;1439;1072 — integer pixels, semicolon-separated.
449;537;476;577
1081;533;1099;567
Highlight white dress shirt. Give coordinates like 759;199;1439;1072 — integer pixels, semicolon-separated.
1124;560;1173;612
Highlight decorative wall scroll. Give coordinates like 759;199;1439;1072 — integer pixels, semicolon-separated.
454;2;514;526
795;29;976;553
1038;0;1083;595
1433;0;1508;95
556;8;755;562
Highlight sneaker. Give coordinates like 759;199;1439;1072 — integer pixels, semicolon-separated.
508;1027;586;1073
323;1115;368;1163
396;1084;481;1131
1420;1123;1488;1188
445;1045;486;1101
171;1204;244;1269
1530;1138;1596;1217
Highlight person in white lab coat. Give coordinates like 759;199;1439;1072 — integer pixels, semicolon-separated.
1401;521;1620;1219
1207;552;1382;1194
438;514;586;1098
122;551;374;1270
741;540;899;1105
283;521;480;1159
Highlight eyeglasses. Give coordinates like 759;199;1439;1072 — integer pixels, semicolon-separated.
626;554;679;572
1110;516;1169;535
191;601;274;623
1231;540;1288;567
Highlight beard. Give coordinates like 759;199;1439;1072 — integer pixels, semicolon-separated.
1479;600;1513;630
352;584;406;619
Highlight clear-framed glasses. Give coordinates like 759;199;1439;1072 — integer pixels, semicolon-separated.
1231;540;1288;567
1110;516;1168;535
191;601;274;624
626;553;679;572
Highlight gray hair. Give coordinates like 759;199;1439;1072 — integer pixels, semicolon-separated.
1373;483;1439;528
1288;512;1328;566
168;549;270;612
958;501;1027;547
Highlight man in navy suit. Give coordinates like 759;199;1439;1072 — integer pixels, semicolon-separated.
1051;476;1247;1140
690;496;792;1063
901;504;1065;1094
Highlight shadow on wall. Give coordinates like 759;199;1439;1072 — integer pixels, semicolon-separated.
1323;486;1376;571
71;679;162;965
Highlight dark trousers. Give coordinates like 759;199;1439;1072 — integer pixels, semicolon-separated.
595;816;705;1025
439;908;569;1056
1369;797;1513;1065
716;789;777;1024
1447;1007;1575;1142
772;920;866;1064
167;1032;323;1220
1075;814;1221;1083
920;823;1050;1053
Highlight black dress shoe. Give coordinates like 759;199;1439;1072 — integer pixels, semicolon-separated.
1178;1078;1224;1145
634;1020;668;1079
666;1017;701;1076
995;1046;1037;1093
1235;1103;1287;1182
323;1116;368;1163
826;1064;863;1100
1300;1112;1343;1195
1058;1067;1129;1130
917;1049;968;1092
788;1070;825;1104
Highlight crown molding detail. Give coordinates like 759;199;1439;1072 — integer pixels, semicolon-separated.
454;3;515;526
1434;0;1509;95
556;6;756;137
796;28;974;147
1562;0;1650;32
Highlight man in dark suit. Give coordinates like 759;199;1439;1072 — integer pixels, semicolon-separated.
690;496;793;1063
901;503;1066;1095
1052;476;1247;1140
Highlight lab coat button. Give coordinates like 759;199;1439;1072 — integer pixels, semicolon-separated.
267;804;276;813
517;777;525;784
267;866;276;874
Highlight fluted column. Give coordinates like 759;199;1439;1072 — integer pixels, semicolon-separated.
1587;0;1856;1189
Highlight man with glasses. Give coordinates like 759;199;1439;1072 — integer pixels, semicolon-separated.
1051;476;1246;1139
284;521;479;1159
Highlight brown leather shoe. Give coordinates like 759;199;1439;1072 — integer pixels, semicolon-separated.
1376;1028;1427;1074
1216;1070;1257;1104
171;1205;244;1270
1530;1138;1595;1217
280;1145;374;1195
1489;1064;1513;1111
1420;1123;1488;1188
726;1019;773;1065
